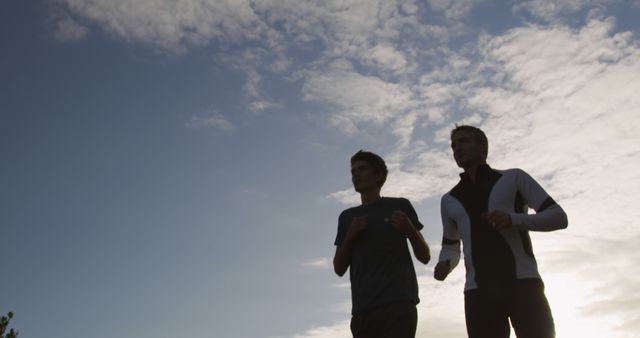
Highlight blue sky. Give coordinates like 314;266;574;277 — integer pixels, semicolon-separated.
1;0;639;337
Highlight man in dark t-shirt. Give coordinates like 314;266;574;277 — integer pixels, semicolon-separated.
333;150;431;338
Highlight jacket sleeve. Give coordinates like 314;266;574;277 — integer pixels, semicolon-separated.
438;194;461;271
510;169;568;232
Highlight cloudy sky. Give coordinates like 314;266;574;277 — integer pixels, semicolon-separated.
1;0;639;337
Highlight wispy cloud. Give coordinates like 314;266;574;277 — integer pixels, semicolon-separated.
54;17;89;41
302;257;331;269
512;0;615;23
426;0;483;20
331;282;350;290
287;321;351;338
57;0;272;53
302;62;416;135
242;69;280;113
54;0;436;116
186;113;235;132
361;43;410;75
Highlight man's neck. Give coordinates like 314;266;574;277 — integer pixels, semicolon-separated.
463;162;487;183
360;190;382;205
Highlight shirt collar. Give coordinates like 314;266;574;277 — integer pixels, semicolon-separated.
459;163;492;183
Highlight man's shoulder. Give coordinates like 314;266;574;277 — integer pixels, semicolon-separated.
444;179;464;198
383;196;409;203
494;167;534;184
339;205;361;218
381;196;414;208
494;167;527;176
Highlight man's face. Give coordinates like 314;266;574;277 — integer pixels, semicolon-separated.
451;130;485;168
351;160;381;193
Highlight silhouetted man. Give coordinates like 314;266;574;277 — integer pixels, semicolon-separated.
333;150;430;338
434;125;568;338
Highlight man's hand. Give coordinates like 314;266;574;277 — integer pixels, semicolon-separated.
434;260;451;281
482;210;512;230
390;210;417;237
346;216;367;241
392;210;430;264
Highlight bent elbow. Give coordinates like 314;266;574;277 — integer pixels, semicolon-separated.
333;259;347;277
558;209;568;230
419;253;431;265
547;205;568;231
560;217;568;230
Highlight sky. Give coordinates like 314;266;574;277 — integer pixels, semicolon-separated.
1;0;639;337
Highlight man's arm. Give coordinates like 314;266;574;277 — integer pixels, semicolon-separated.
408;230;431;264
484;169;568;231
434;195;461;281
390;210;430;264
333;216;366;276
333;239;354;277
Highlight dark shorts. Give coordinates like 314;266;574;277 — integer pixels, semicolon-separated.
464;278;555;338
350;301;417;338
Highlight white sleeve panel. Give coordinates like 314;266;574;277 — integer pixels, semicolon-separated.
439;195;461;271
510;169;568;232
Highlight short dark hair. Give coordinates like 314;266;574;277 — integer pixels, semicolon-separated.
451;125;488;160
350;150;388;188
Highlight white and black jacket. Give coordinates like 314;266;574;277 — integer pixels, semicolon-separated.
438;164;568;291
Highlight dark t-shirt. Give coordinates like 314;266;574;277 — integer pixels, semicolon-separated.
334;197;424;314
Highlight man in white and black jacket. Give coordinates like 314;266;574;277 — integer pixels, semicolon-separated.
434;125;568;338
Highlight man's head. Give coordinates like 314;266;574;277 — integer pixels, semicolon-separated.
450;125;488;168
350;150;388;193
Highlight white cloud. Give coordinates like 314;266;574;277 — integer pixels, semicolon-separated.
426;0;483;20
326;189;359;206
288;321;351;338
331;283;350;290
241;69;279;113
361;44;409;74
243;69;263;99
302;258;331;269
248;100;279;113
53;14;90;41
302;66;416;134
55;0;425;58
58;0;270;53
54;0;439;120
400;2;419;15
186;113;235;131
536;234;640;337
512;0;617;23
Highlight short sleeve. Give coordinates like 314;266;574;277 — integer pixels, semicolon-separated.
334;211;348;246
402;198;424;231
